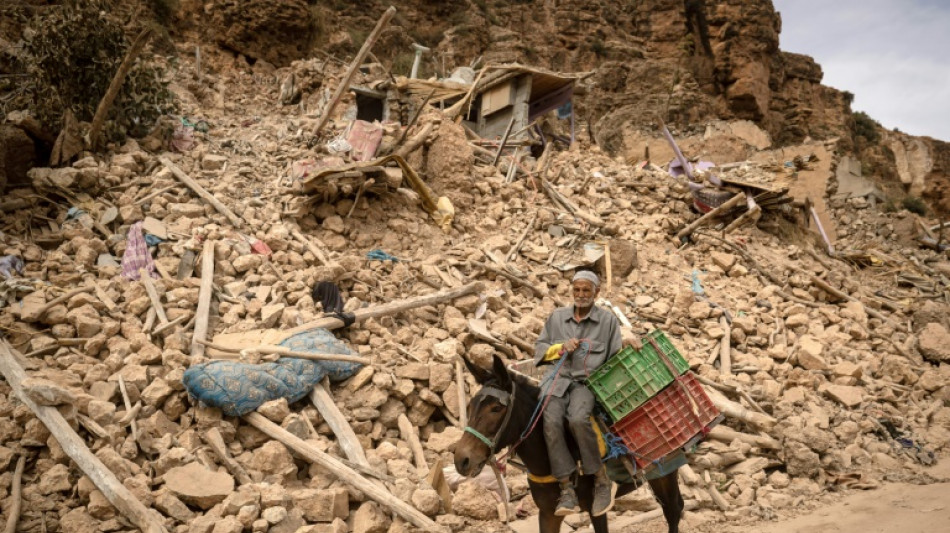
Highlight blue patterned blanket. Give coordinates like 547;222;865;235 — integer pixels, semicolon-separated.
183;328;362;416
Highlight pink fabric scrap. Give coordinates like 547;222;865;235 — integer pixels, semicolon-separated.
121;221;158;280
346;120;384;162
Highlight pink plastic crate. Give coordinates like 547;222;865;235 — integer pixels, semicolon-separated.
611;373;720;469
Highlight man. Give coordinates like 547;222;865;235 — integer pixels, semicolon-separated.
534;270;622;517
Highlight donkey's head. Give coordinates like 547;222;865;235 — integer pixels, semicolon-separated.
453;354;514;477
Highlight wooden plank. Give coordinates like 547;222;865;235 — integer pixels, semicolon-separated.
4;455;25;533
201;427;252;485
190;240;215;359
398;414;429;476
0;340;167;533
309;381;369;466
159;157;244;228
140;272;168;325
312;7;396;136
243;412;441;532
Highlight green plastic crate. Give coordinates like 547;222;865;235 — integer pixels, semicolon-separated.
586;330;689;422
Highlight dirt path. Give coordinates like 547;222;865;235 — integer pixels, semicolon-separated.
618;461;950;533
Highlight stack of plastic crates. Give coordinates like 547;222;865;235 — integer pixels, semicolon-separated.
586;330;722;469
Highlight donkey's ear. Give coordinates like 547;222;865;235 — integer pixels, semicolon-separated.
491;353;511;389
460;355;492;384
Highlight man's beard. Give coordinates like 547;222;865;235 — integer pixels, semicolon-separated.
575;297;593;307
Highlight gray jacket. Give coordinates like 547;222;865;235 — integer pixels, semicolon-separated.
534;304;622;397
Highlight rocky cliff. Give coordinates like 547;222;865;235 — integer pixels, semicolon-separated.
140;0;945;214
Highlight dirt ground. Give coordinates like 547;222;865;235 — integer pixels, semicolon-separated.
614;460;950;533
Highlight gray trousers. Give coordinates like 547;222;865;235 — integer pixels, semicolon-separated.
542;382;602;480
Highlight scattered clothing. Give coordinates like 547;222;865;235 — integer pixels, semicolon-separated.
183;328;362;416
121;221;158;280
0;255;24;278
367;249;399;262
312;281;356;327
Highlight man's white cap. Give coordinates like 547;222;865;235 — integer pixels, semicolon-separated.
572;270;600;288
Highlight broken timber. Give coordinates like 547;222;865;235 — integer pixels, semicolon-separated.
310;380;370;467
243;412;442;532
312;6;396;136
159;157;245;228
190;239;216;359
0;340;168;533
210;281;484;353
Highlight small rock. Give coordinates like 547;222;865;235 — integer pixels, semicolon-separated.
290;487;348;522
820;384;863;408
352;502;391;533
261;303;286;327
711;251;737;271
633;295;655;307
426;426;463;453
164;462;235;510
202;154;228;171
918;323;950;362
38;463;72;494
452;479;497;520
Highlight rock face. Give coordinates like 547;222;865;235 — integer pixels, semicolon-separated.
211;0;314;67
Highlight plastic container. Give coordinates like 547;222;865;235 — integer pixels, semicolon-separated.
611;372;720;469
585;330;689;422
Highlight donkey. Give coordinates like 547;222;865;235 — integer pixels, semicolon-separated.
453;354;684;533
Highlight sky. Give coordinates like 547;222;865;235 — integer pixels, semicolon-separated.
772;0;950;141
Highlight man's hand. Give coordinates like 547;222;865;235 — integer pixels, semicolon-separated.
563;338;580;353
621;327;642;350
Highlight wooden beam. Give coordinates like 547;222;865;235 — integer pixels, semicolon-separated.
140;272;168;325
707;425;781;450
3;455;25;533
718;315;731;375
705;387;776;430
455;359;467;429
309;381;369;466
159;157;244;228
243;412;441;532
289;227;334;267
87;28;152;150
201;427;252;485
675;192;744;240
0;341;167;533
312;6;397;136
491;115;517;166
190;240;216;359
810;275;907;332
280;281;483;340
398;414;429;476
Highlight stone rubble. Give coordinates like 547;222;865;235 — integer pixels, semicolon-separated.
0;52;948;533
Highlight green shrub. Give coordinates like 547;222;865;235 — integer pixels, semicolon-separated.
22;0;176;141
902;196;928;215
852;111;880;144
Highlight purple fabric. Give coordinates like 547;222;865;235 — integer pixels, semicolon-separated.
121;221;158;280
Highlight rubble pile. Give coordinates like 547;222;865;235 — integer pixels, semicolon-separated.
0;53;948;533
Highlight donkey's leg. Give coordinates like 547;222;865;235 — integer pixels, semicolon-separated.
648;472;684;533
533;483;565;533
539;511;567;533
590;513;610;533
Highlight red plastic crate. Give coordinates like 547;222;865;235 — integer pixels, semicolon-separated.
611;373;720;469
